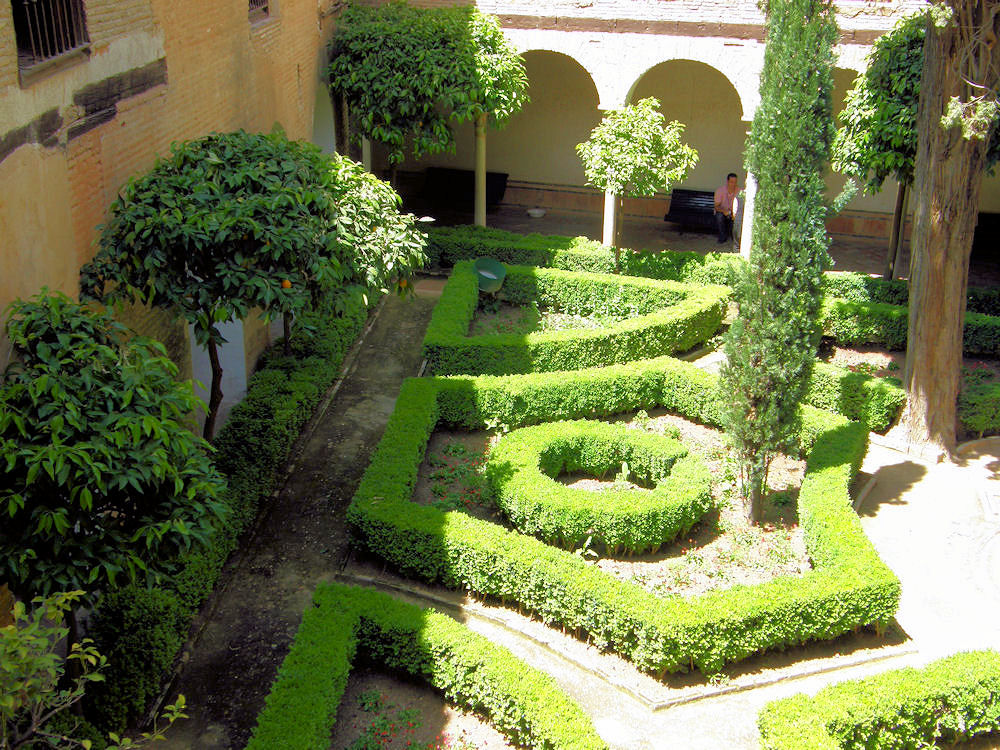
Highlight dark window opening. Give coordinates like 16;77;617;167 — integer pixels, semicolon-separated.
12;0;89;72
249;0;269;22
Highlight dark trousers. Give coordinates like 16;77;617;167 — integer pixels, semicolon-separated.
714;211;733;243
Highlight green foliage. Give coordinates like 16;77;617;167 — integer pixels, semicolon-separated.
328;2;528;164
81;130;424;340
85;301;370;732
1;591;186;750
0;293;225;607
758;650;1000;749
805;362;905;433
485;420;712;554
422;262;729;375
247;583;607;750
833;10;999;192
959;378;1000;437
346;356;899;676
721;0;838;510
576;97;698;197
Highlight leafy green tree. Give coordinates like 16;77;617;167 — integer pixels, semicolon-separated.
894;1;1000;457
1;591;186;750
576;97;698;262
328;2;528;172
833;10;999;278
80;130;426;437
720;0;838;522
0;293;226;639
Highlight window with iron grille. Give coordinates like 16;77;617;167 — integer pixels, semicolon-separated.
12;0;89;72
249;0;269;22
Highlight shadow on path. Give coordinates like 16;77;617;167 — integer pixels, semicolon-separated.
159;286;440;750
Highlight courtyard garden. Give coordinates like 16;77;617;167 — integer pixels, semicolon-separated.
4;0;1000;748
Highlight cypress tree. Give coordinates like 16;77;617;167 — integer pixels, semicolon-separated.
720;0;838;522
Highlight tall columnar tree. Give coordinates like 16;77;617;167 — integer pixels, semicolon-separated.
328;2;529;170
0;293;226;645
833;10;999;279
720;0;838;522
80;130;426;438
895;1;1000;457
576;97;698;260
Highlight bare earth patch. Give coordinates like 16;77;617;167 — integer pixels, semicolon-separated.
468;302;621;337
412;409;811;601
328;668;513;749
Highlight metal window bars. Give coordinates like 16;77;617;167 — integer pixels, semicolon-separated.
13;0;89;70
249;0;269;22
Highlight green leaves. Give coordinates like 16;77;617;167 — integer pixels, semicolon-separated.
0;293;226;609
328;3;528;164
576;97;699;197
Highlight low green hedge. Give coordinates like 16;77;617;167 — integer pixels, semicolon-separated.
86;303;371;731
485;419;713;554
247;583;608;750
758;650;1000;749
347;356;900;676
805;362;905;433
821;297;1000;356
422;262;730;375
426;225;1000;358
959;379;1000;437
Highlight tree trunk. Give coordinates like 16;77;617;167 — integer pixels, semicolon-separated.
614;195;625;258
744;465;764;524
894;8;997;458
884;182;908;280
203;337;225;440
283;313;292;356
334;94;349;156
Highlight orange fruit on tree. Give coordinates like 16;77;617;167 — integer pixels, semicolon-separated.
398;278;408;288
281;279;292;289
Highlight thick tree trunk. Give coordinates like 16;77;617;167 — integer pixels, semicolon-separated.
884;182;908;280
203;337;225;440
895;9;996;458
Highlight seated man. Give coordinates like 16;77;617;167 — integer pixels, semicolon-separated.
714;172;740;245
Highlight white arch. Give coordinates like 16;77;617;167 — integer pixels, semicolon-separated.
626;57;747;121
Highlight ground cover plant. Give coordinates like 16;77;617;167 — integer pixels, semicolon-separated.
347;352;900;676
757;650;1000;749
247;583;607;750
422;261;730;375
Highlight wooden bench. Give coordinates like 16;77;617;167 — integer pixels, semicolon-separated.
663;188;716;234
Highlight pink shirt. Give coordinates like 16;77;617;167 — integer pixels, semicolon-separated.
715;184;738;214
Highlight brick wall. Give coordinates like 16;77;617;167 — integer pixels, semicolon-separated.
0;0;324;373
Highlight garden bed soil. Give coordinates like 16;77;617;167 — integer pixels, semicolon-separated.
468;302;621;337
328;668;513;749
411;410;810;601
819;341;1000;382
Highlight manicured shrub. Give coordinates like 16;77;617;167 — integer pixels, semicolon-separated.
959;379;1000;437
86;302;371;731
485;420;712;554
247;583;608;750
805;362;905;432
347;358;900;675
422;262;729;375
758;650;1000;749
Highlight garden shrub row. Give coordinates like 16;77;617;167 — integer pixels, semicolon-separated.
426;225;1000;358
485;419;713;554
757;650;1000;749
346;356;900;675
247;583;608;750
806;361;905;433
820;297;1000;356
959;379;1000;437
86;302;371;731
422;261;730;375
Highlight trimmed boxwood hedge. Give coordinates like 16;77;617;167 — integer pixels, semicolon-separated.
85;302;371;731
346;356;900;676
758;650;1000;749
485;419;713;554
805;362;904;433
248;583;607;750
425;224;1000;358
422;262;730;375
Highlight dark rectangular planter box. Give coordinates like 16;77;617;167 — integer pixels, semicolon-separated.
424;167;508;211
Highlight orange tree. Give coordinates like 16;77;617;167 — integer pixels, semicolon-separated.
81;129;425;438
0;294;225;649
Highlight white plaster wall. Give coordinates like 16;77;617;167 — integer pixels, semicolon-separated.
629;59;748;193
981;170;1000;213
312;84;336;154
